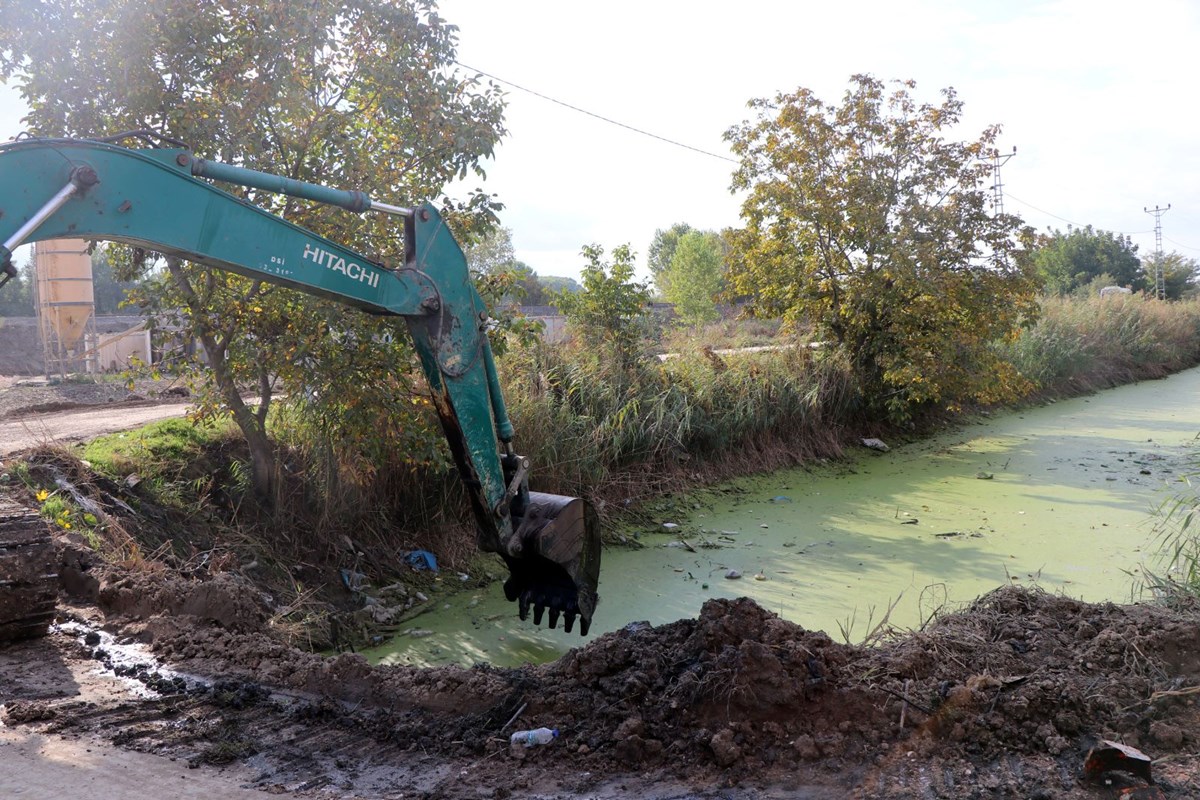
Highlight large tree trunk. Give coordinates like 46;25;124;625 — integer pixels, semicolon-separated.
198;334;277;502
167;259;278;503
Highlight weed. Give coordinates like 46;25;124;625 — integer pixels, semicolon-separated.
1141;474;1200;607
836;592;903;647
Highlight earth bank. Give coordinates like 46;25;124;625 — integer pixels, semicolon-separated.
4;549;1200;798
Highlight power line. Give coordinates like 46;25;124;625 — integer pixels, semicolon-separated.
1163;235;1200;253
1002;191;1153;235
453;61;738;164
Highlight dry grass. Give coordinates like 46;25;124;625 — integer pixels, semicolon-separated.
1000;295;1200;397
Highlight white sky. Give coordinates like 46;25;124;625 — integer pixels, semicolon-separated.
4;0;1199;282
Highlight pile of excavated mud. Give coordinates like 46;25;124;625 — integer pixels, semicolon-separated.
78;568;1198;798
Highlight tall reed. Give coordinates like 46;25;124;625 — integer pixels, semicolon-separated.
1000;295;1200;396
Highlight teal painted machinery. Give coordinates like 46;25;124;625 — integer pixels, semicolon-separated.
0;136;600;636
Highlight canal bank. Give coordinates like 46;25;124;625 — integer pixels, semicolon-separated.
366;367;1200;668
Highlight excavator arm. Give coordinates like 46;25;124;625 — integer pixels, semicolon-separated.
0;138;600;635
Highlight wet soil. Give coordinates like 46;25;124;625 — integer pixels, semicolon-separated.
4;563;1200;798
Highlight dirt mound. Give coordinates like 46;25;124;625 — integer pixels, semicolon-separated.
118;587;1200;797
98;570;268;633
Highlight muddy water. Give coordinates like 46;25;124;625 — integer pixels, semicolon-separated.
366;368;1200;669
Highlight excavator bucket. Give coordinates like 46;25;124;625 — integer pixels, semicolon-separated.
502;492;601;635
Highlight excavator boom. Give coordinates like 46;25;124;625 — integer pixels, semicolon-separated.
0;137;600;636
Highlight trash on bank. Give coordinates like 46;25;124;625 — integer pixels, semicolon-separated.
404;550;438;572
1083;739;1155;789
510;727;558;757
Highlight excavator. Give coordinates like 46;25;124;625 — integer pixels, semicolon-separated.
0;135;601;642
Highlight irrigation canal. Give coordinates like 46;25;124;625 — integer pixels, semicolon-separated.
364;366;1200;668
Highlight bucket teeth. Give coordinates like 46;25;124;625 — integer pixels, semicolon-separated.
501;491;601;637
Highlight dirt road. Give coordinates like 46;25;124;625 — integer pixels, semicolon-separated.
0;624;265;800
0;401;193;456
0;726;265;799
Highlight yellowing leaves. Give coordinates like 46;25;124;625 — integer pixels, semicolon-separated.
725;75;1039;422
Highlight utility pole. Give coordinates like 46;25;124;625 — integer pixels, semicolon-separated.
987;146;1017;215
1144;204;1170;299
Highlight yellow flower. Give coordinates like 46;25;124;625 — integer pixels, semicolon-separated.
35;489;49;502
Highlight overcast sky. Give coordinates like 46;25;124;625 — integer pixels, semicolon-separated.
4;0;1199;282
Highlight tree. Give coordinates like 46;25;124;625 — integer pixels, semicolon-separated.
464;226;517;276
647;223;693;296
1;0;505;499
91;249;136;315
509;262;549;306
540;276;582;295
553;244;651;369
1142;252;1199;300
1033;226;1142;295
0;257;35;317
663;231;724;325
724;75;1039;420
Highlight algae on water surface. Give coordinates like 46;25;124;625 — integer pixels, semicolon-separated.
366;367;1200;668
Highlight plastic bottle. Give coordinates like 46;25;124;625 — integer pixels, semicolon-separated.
510;727;559;748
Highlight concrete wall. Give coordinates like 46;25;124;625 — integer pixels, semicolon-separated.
91;327;152;373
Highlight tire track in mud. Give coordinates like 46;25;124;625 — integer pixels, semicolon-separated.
12;586;1200;798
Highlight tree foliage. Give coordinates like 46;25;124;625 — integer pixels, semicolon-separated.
540;275;582;295
1033;226;1141;295
0;0;506;498
553;244;651;369
663;231;724;325
0;258;34;316
647;222;694;297
90;249;136;315
508;262;548;306
1142;251;1199;300
463;226;517;276
724;75;1039;419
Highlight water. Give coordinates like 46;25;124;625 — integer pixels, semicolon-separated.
365;368;1200;669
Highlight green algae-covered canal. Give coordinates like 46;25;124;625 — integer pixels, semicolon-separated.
366;367;1200;669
